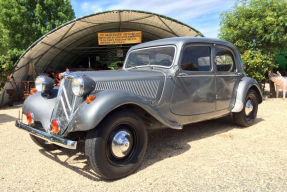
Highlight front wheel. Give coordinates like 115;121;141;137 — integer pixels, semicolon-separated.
85;110;147;180
233;89;258;127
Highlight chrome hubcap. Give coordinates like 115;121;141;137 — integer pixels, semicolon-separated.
111;131;133;158
245;100;253;116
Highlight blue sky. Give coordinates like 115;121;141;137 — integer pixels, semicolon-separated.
71;0;236;38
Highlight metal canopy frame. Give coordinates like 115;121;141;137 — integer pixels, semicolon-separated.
12;10;204;80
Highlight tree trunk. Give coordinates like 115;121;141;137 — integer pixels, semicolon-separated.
268;67;276;98
269;81;276;98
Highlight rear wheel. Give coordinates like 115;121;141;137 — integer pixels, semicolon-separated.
233;89;258;127
85;110;147;180
30;135;61;150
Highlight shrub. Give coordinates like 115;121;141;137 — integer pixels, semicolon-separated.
241;50;278;89
0;55;15;91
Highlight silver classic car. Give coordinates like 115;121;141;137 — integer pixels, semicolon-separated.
16;37;263;179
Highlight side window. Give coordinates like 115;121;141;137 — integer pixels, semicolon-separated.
215;47;236;72
180;46;211;71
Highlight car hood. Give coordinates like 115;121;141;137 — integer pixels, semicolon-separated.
73;70;166;101
73;70;165;82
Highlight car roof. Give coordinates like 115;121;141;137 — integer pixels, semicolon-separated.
129;37;237;52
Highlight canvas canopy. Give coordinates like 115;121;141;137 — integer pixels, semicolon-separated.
1;10;203;106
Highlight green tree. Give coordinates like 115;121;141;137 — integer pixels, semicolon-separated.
0;0;75;55
241;50;274;89
219;0;287;96
0;0;75;87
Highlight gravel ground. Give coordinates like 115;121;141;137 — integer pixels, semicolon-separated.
1;98;287;191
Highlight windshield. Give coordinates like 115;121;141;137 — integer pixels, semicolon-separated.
125;46;175;68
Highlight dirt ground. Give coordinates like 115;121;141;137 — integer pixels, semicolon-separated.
1;97;287;191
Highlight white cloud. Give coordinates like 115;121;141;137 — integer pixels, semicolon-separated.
109;0;235;38
80;1;104;13
197;24;221;38
76;0;235;37
107;0;233;21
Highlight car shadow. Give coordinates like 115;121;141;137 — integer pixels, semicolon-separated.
0;114;18;125
263;89;286;98
39;142;107;181
38;116;264;181
0;101;23;110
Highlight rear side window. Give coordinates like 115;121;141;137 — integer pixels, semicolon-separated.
215;47;236;72
180;46;211;71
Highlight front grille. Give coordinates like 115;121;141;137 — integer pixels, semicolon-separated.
51;78;78;135
95;80;160;99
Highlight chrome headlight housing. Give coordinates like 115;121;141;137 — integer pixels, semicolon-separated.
71;76;84;96
35;76;55;93
67;73;95;96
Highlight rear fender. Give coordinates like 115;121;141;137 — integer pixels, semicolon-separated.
69;90;182;132
231;77;263;112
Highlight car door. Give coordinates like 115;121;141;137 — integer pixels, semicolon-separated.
214;45;241;111
170;44;216;115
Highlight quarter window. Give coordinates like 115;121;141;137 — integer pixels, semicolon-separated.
180;46;211;71
215;47;236;72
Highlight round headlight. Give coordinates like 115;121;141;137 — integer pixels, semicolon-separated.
35;75;55;93
72;76;84;96
35;76;45;92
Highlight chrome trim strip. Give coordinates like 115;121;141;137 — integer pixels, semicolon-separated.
216;74;239;77
68;95;77;123
63;72;77;79
15;120;77;149
177;74;214;77
62;87;72;111
60;96;69;121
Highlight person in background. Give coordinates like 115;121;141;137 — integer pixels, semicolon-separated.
117;63;123;70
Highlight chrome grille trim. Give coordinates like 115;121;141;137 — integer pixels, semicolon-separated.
62;87;72;111
51;78;77;135
60;96;69;121
95;80;160;99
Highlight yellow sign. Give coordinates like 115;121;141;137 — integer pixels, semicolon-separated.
98;31;142;45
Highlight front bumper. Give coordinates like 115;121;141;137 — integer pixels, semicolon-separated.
15;120;77;149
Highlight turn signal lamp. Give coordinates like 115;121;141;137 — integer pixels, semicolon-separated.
26;112;34;124
51;119;60;134
30;88;37;95
86;95;96;104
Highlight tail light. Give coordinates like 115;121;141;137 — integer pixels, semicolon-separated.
86;95;96;104
30;88;37;94
51;119;60;134
26;112;34;124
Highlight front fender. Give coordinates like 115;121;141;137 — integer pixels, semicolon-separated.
22;88;58;131
231;77;263;112
69;90;182;132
